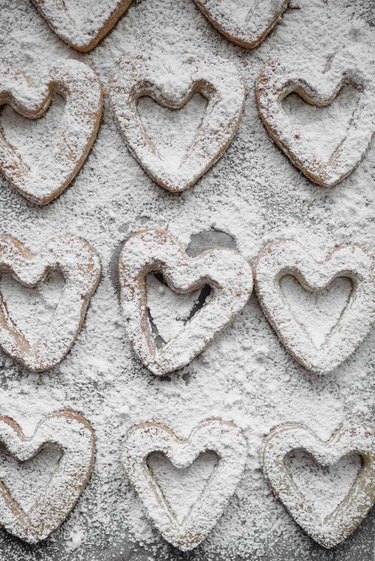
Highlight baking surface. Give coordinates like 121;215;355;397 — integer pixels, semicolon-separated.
0;0;374;559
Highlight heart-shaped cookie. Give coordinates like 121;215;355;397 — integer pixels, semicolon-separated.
0;59;103;204
262;423;375;548
254;241;375;374
110;56;246;192
119;229;253;376
256;50;375;187
194;0;289;48
0;236;101;372
31;0;133;52
0;410;95;543
122;419;247;551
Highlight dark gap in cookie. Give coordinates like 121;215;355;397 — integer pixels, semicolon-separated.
186;229;237;257
146;273;212;348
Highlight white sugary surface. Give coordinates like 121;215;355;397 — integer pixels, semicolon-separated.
0;0;374;560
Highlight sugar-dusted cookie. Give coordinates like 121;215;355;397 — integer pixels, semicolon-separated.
0;410;95;543
194;0;289;48
0;59;103;204
122;419;247;551
31;0;133;52
254;240;375;374
119;229;253;376
110;55;246;192
262;423;375;548
256;49;375;187
0;236;101;372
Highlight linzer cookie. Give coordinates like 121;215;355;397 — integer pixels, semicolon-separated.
110;55;246;192
262;423;375;548
254;241;375;375
0;59;103;205
256;49;375;187
0;410;95;543
31;0;134;52
194;0;289;48
0;236;101;372
119;229;253;376
122;419;247;551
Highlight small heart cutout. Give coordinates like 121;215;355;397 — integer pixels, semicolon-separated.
110;56;246;192
122;419;247;551
0;60;103;204
254;240;375;374
256;50;375;187
31;0;133;52
262;423;375;548
119;229;253;376
0;411;95;543
194;0;289;48
0;236;101;372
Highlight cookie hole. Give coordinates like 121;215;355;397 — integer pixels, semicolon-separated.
0;270;65;346
282;83;362;161
137;93;207;170
279;274;353;348
0;442;63;513
286;450;362;518
146;450;219;525
186;229;237;257
146;273;212;348
0;93;65;172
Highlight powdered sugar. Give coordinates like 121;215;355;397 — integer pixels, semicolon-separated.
0;0;374;559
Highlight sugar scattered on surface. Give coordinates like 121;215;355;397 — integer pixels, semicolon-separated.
0;0;374;559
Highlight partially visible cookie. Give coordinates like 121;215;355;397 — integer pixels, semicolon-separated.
0;410;95;543
0;236;101;372
31;0;134;52
256;49;375;186
194;0;289;48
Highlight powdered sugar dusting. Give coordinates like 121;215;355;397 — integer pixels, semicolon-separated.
0;0;374;559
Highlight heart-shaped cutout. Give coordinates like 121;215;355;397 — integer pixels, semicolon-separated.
0;59;103;204
254;240;375;374
262;423;375;548
122;419;247;551
279;275;352;349
110;55;246;192
147;450;218;526
0;236;101;372
146;273;211;346
119;229;253;376
194;0;289;48
31;0;133;52
0;270;64;347
256;50;375;187
0;410;95;543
